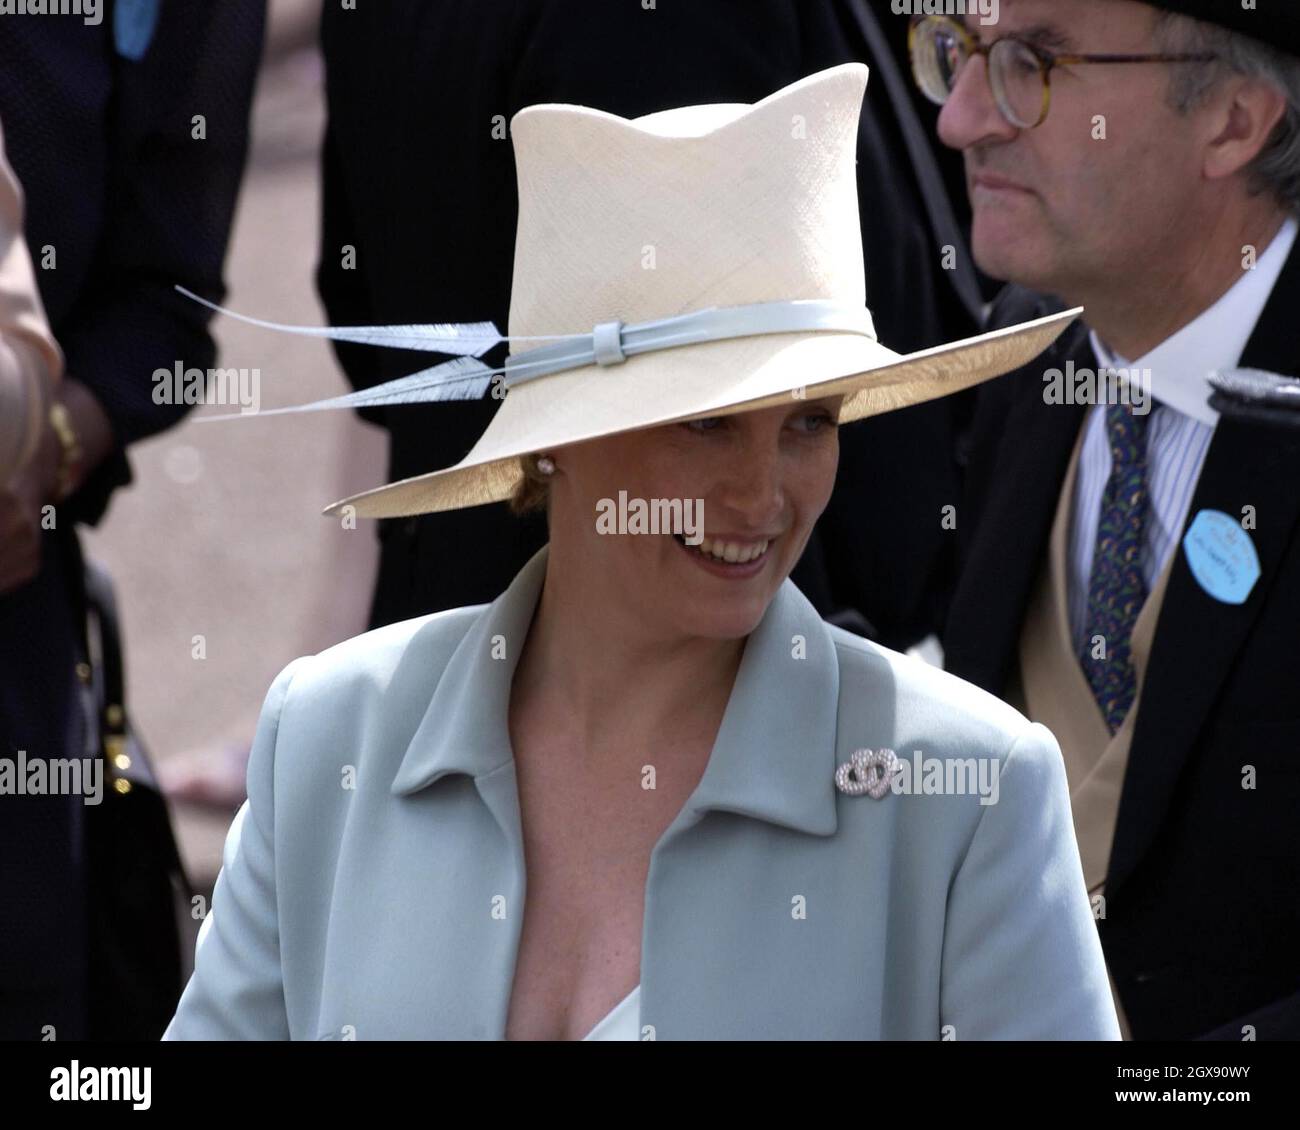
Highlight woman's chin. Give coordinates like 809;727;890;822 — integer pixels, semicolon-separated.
667;592;773;641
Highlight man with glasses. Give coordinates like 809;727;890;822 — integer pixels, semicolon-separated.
915;1;1300;1040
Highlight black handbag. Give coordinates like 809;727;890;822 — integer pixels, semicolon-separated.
80;559;192;1040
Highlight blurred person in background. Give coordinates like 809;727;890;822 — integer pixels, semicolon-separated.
0;116;62;492
0;0;265;1040
921;0;1300;1038
317;0;984;649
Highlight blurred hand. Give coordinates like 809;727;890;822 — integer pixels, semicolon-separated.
0;412;57;593
0;379;114;594
159;741;251;810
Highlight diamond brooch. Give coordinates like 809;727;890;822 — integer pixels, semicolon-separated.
834;748;899;799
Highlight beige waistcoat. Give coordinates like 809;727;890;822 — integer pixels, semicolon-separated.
1002;418;1177;1041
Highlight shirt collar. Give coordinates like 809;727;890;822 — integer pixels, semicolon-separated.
1090;215;1298;427
391;543;841;838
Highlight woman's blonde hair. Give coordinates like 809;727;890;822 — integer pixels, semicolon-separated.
509;452;552;516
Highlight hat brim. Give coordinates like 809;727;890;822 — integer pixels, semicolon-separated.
323;307;1081;519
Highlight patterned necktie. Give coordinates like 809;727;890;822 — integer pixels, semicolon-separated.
1080;403;1152;732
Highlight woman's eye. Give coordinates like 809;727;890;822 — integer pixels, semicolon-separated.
794;412;834;433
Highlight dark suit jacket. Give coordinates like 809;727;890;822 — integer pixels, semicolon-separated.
0;1;264;1040
943;242;1300;1040
317;0;982;649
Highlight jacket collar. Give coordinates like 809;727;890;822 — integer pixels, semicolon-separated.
391;544;840;838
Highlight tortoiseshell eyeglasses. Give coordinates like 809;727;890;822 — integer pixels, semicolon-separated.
909;14;1217;129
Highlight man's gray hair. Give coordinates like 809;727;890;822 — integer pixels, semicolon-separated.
1153;11;1300;216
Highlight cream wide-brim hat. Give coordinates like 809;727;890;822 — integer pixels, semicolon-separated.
321;63;1079;520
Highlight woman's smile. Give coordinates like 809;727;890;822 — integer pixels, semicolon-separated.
672;531;776;578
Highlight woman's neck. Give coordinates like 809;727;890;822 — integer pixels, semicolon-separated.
511;560;746;755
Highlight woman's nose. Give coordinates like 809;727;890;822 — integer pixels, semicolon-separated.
716;442;785;528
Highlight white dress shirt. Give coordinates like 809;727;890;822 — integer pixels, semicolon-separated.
1068;216;1298;654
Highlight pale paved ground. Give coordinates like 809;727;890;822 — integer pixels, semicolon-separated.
80;0;385;891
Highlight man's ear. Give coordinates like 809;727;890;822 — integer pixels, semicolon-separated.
1203;74;1289;183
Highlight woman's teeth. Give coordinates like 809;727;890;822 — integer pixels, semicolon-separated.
676;535;772;563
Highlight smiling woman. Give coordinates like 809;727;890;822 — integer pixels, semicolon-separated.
161;63;1117;1042
540;397;843;642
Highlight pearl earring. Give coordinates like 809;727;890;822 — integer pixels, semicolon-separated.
535;454;556;476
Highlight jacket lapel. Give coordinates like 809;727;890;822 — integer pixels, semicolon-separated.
366;547;546;1038
1106;242;1300;897
638;575;844;1038
659;576;841;838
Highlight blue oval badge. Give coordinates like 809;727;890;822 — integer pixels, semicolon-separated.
113;0;162;62
1182;509;1261;605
